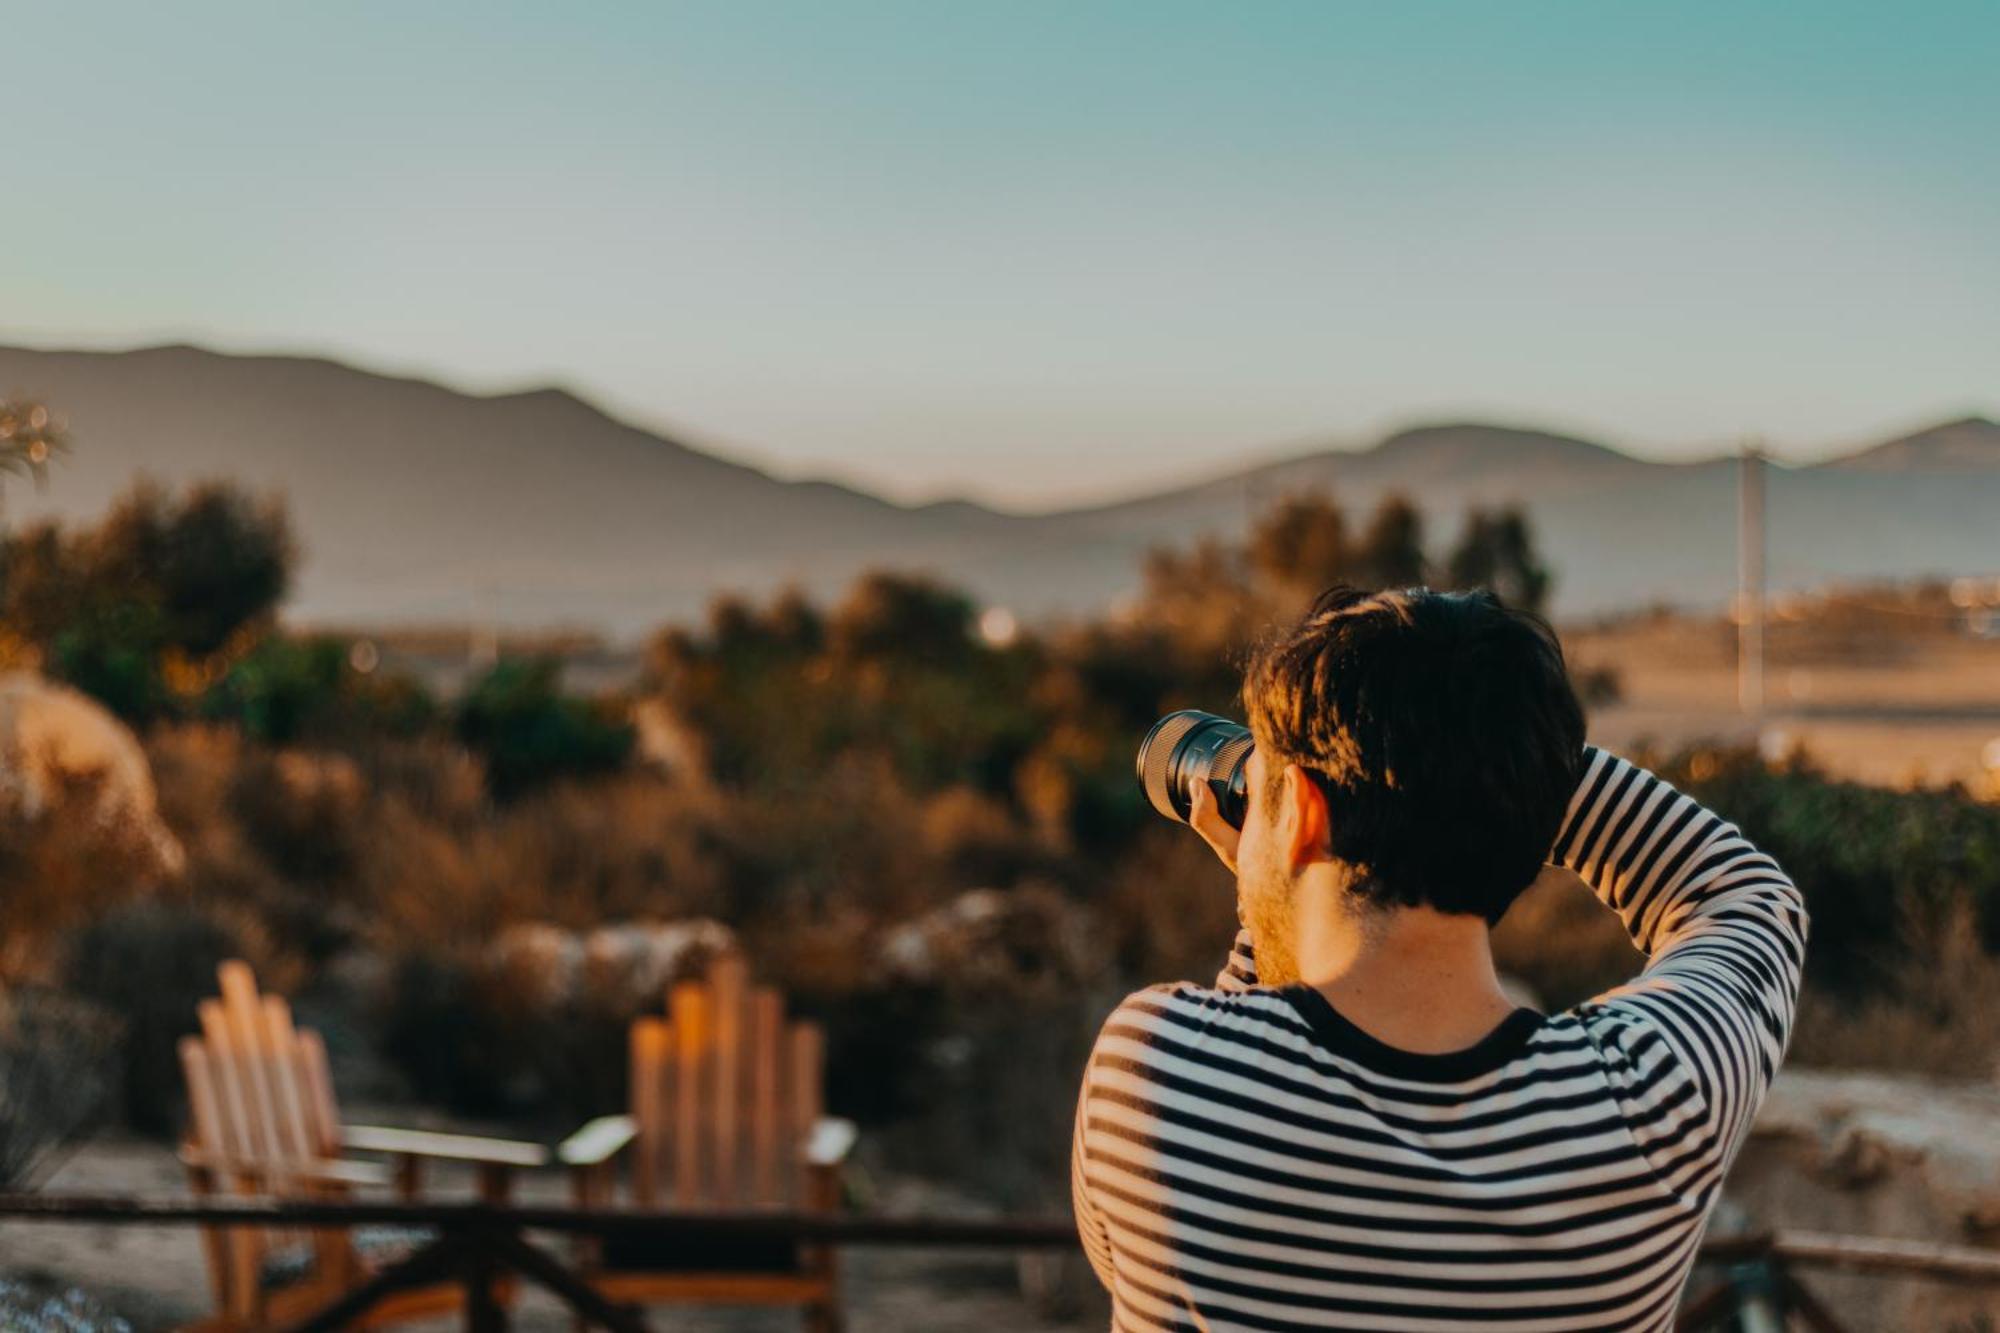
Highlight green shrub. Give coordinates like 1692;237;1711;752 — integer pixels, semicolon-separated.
201;635;440;745
455;658;634;800
4;479;295;723
47;601;169;724
201;635;347;743
1655;745;2000;996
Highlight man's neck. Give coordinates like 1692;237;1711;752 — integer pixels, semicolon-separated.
1288;870;1521;1055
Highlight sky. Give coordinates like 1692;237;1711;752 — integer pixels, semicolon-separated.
4;1;1997;508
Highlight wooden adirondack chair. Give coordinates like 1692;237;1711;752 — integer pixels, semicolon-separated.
558;953;858;1331
176;959;548;1331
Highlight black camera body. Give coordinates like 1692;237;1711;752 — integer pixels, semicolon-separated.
1136;709;1254;830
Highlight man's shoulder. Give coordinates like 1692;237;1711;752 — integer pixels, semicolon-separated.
1096;980;1304;1048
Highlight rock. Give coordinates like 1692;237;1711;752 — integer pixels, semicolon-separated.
1726;1067;2000;1329
580;919;736;1009
878;885;1108;996
485;922;585;1010
484;918;735;1013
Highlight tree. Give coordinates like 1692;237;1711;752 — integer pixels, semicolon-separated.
0;398;73;650
1247;492;1351;598
0;522;79;644
828;572;976;665
1352;494;1427;589
0;479;295;722
1134;536;1259;671
1446;506;1552;613
89;480;294;658
0;398;69;523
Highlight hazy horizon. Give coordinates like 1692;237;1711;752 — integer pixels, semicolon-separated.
9;2;1997;506
6;335;1996;519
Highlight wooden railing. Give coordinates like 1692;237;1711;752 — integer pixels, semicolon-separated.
0;1194;1078;1332
1;1194;1995;1332
1680;1230;2000;1333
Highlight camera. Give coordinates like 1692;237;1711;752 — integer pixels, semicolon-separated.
1136;709;1254;830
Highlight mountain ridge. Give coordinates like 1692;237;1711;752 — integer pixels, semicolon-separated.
1820;415;2000;473
0;341;1992;631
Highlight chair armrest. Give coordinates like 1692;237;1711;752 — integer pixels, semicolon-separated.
805;1117;858;1167
342;1125;548;1169
557;1114;638;1168
179;1146;393;1189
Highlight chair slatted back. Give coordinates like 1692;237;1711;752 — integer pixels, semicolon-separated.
180;960;359;1307
180;961;343;1191
628;954;826;1209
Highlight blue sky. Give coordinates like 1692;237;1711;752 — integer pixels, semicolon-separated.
6;1;1996;506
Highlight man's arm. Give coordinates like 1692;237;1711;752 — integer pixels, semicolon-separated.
1187;780;1260;990
1552;744;1810;1192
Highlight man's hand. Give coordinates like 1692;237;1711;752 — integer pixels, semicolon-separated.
1188;781;1240;876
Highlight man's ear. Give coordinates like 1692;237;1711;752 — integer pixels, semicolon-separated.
1280;762;1329;870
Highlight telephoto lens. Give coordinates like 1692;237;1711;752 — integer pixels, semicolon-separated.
1136;709;1255;829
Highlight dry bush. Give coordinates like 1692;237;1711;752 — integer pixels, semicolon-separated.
0;771;176;983
354;751;1037;1118
1789;897;2000;1079
62;902;243;1133
227;748;366;888
0;987;117;1187
139;728;341;973
382;919;739;1119
470;776;728;928
376;950;527;1115
706;752;957;928
919;785;1044;886
148;725;730;958
884;988;1109;1211
856;886;1124;1211
1099;822;1240;984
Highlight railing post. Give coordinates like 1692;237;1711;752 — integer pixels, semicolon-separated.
465;1225;508;1333
1727;1258;1787;1333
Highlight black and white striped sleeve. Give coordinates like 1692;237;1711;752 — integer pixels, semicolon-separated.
1551;744;1810;1190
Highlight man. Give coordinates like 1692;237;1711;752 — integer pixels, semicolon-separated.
1072;586;1808;1331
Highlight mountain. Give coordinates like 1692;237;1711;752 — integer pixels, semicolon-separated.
1;343;1993;631
1820;416;2000;473
1062;419;2000;617
1054;424;1667;543
0;344;1132;632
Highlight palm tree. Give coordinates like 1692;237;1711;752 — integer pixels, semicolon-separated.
0;397;70;525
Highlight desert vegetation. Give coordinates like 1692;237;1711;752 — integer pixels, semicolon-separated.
0;479;1995;1221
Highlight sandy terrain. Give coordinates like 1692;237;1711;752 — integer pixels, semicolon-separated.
1568;611;2000;790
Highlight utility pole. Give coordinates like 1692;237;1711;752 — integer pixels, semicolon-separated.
469;581;501;674
1737;438;1766;725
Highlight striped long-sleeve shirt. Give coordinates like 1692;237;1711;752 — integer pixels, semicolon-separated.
1073;745;1809;1332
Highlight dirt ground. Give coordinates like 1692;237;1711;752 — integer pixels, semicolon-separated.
0;1135;1106;1332
1567;610;2000;791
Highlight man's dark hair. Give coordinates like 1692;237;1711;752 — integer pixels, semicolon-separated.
1242;584;1586;924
